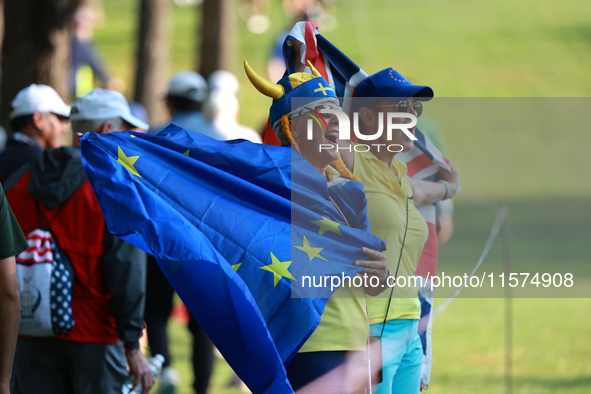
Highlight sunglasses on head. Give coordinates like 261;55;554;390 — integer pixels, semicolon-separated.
373;100;424;117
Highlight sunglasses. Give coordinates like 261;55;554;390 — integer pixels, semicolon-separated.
288;103;342;121
373;100;423;117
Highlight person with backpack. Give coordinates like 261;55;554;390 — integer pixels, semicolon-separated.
5;88;154;394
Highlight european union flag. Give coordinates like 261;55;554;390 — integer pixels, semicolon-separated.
80;125;385;393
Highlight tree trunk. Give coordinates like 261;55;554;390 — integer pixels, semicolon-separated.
1;0;78;134
134;0;170;126
36;28;72;101
199;0;235;79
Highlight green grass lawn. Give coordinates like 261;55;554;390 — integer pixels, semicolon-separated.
162;296;591;394
93;1;591;392
163;302;591;394
430;298;591;394
163;298;591;394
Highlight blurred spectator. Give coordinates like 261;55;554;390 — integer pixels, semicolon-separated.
0;182;28;394
400;108;460;392
208;70;239;95
203;71;262;143
149;71;220;141
7;88;153;394
71;6;111;98
416;115;455;245
0;84;70;184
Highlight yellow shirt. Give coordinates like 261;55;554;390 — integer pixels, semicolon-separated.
299;286;368;352
353;148;428;324
299;167;368;352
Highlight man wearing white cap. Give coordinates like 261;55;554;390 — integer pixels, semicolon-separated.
0;84;70;183
7;87;154;394
70;88;149;137
149;71;221;140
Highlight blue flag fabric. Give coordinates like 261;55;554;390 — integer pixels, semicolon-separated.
79;125;385;393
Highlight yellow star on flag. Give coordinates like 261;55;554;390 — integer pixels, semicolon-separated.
310;216;342;236
294;236;327;261
130;134;136;138
183;149;190;156
117;146;141;178
232;262;242;272
259;252;295;287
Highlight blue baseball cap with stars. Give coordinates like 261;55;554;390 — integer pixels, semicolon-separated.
353;68;434;111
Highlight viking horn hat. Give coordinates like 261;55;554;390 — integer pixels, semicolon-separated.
243;60;338;128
